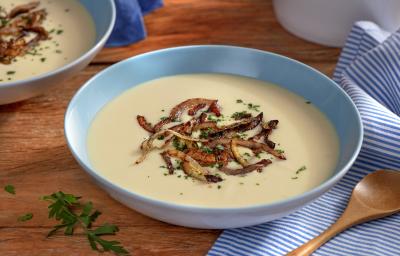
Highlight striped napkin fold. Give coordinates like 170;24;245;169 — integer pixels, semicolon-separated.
209;21;400;256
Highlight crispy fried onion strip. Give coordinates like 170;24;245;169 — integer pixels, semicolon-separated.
166;149;222;183
137;115;154;133
210;112;263;138
152;98;217;132
233;139;286;160
220;159;272;176
8;1;40;18
135;129;208;164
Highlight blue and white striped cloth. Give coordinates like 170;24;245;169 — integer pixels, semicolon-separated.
208;21;400;256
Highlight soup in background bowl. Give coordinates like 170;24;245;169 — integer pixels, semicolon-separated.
0;0;115;105
65;45;363;229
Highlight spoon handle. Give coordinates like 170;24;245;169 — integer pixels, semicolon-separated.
286;195;382;256
286;215;353;256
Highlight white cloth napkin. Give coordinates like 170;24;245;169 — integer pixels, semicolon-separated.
208;21;400;256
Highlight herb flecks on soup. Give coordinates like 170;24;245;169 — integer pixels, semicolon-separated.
0;2;49;64
135;98;286;183
87;74;339;207
0;0;95;82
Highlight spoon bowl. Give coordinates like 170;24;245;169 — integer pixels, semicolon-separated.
355;170;400;211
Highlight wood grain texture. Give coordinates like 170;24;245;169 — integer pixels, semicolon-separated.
1;0;340;255
95;0;340;64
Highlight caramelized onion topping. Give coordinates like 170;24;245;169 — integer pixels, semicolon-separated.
135;98;286;183
0;2;49;64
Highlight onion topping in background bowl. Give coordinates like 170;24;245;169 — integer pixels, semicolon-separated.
0;0;115;105
0;2;49;64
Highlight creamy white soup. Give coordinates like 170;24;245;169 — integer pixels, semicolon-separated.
87;74;339;208
0;0;95;82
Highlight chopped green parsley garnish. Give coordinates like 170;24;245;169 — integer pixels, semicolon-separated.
160;116;168;121
237;132;247;139
56;29;64;35
207;114;223;122
201;146;213;154
172;138;187;151
236;99;243;103
157;135;165;140
217;185;221;189
199;128;213;139
175;159;182;170
247;103;260;112
305;101;311;104
6;71;15;75
0;17;8;27
275;149;285;154
40;57;46;62
296;165;307;174
231;111;249;119
215;144;225;151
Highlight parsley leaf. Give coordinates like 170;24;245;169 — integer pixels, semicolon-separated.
4;184;15;195
18;213;33;222
231;111;250;120
201;146;213;154
296;165;307;174
42;191;129;255
172;138;187;151
199;128;213;139
247;103;260;112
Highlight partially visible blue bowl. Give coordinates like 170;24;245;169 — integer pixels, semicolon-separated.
0;0;116;105
65;45;363;229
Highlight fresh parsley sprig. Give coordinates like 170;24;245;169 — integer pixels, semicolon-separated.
42;191;129;255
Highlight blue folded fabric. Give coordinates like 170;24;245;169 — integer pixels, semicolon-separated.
209;21;400;256
106;0;163;47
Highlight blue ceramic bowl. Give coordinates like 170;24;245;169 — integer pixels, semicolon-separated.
0;0;116;105
65;45;363;229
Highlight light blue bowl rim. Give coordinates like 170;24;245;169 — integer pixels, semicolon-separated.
0;0;116;88
65;45;364;212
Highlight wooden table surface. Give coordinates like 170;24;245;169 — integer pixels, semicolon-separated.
0;1;340;255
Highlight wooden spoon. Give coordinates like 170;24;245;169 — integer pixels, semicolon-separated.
287;170;400;256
